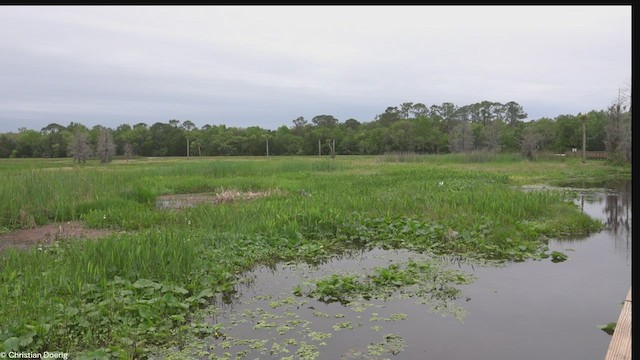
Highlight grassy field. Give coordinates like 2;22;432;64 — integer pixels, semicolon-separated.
0;154;630;358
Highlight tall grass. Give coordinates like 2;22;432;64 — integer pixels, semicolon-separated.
0;157;343;230
378;151;524;163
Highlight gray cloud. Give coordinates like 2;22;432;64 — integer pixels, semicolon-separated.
0;5;631;132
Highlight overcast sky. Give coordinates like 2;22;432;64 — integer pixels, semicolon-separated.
0;5;631;133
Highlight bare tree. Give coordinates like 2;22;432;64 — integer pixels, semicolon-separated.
449;121;474;153
618;80;631;163
520;127;540;160
96;126;116;163
605;85;631;163
483;121;502;154
123;142;134;161
326;138;336;159
617;121;631;163
67;130;91;163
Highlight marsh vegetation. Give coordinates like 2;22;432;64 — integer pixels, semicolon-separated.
0;155;630;359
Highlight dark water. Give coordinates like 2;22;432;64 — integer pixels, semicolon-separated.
177;183;631;360
422;183;632;360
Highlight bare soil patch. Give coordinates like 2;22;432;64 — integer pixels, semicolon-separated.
0;221;114;252
156;189;283;209
1;189;282;252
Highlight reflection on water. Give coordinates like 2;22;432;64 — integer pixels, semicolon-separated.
573;181;632;262
603;182;631;236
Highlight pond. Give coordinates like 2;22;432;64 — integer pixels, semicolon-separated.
158;183;631;360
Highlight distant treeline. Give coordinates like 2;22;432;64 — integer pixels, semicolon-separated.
0;99;631;162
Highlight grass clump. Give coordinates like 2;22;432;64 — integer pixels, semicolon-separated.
297;260;473;306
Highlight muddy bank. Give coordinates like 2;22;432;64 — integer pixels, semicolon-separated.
156;189;284;209
0;221;114;252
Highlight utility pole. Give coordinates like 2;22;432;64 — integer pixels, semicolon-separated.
581;113;587;164
261;134;270;157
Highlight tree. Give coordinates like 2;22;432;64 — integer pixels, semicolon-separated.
41;123;68;158
337;130;359;155
430;102;459;133
585;110;607;151
387;120;416;152
449;121;474;153
66;122;89;135
375;106;401;127
554;114;580;152
343;118;361;131
96;126;116;163
68;130;91;163
526;117;556;152
15;129;44;158
273;125;303;155
292;116;308;136
114;124;134;156
413;115;445;153
398;102;415;119
411;103;429;118
311;114;339;128
499;122;523;152
149;122;172;156
0;133;17;158
132;123;153;156
504;101;528;126
145;120;185;156
477;101;500;125
190;127;205;157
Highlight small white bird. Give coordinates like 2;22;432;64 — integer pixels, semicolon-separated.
438;181;444;186
300;190;311;197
